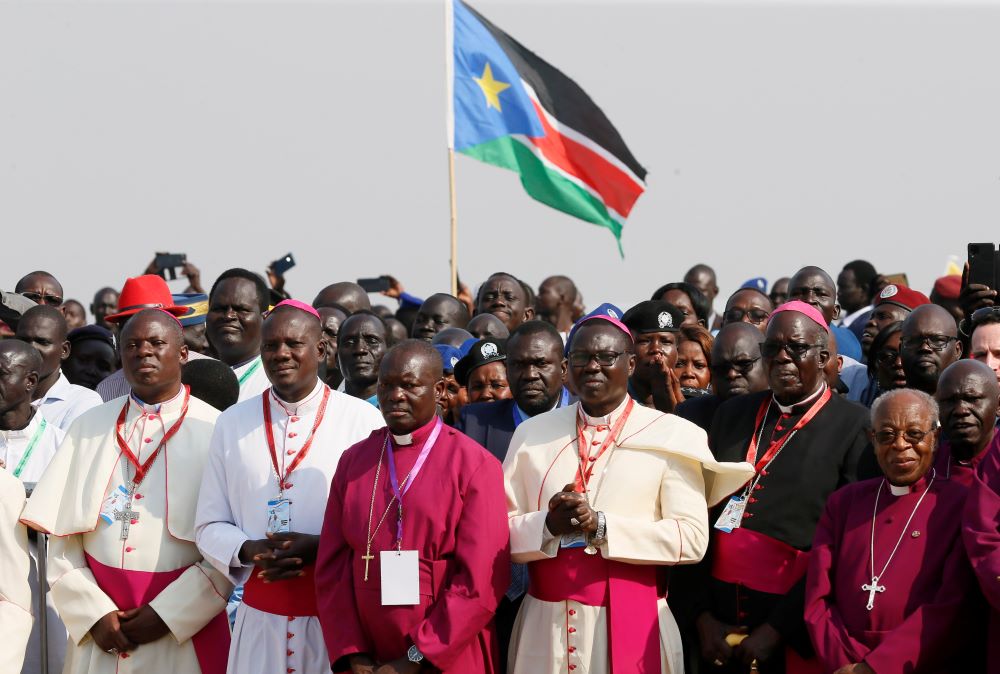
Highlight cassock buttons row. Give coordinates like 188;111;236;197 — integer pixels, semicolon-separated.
286;618;297;673
566;606;580;670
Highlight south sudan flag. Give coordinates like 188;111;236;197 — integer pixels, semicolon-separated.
451;0;647;252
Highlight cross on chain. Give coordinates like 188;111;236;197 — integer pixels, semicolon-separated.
362;552;375;582
114;483;140;541
862;579;885;611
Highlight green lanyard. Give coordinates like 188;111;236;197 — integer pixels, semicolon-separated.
13;416;47;479
237;357;262;387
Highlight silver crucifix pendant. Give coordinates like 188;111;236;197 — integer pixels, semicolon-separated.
114;483;139;541
862;578;885;611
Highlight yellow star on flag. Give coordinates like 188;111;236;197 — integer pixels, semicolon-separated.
473;62;511;111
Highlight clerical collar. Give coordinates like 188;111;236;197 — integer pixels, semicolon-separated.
773;384;827;415
131;386;184;415
581;395;631;428
391;416;438;446
888;469;935;496
271;379;325;416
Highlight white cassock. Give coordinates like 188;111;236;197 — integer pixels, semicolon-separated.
504;398;755;674
196;378;384;674
1;409;66;674
20;388;234;674
0;469;32;673
33;371;103;432
232;356;271;403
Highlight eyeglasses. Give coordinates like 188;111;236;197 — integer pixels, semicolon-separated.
710;357;761;376
568;350;626;368
760;341;821;361
875;349;901;366
873;427;936;445
900;334;958;352
19;292;63;306
723;308;770;325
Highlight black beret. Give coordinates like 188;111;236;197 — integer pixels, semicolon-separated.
621;301;684;334
454;338;507;387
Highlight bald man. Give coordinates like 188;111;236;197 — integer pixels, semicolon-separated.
196;300;383;674
317;340;509;673
22;309;232;674
412;293;470;342
467;313;510;340
900;304;962;396
312;282;372;313
15;271;63;307
535;275;578;334
16;305;102;431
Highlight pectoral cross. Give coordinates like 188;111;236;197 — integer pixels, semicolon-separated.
362;546;375;582
114;483;139;541
862;578;885;611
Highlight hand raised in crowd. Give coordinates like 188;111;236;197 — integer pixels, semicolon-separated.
90;610;137;654
181;261;205;294
381;275;404;300
733;622;782;667
545;483;597;535
266;265;286;293
239;531;320;581
695;611;738;666
117;604;171;645
960;261;997;319
647;356;685;413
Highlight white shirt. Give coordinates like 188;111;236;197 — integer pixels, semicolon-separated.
232;356;271;403
34;372;102;432
838;304;873;329
0;410;64;484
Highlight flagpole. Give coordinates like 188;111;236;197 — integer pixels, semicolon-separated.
445;0;458;297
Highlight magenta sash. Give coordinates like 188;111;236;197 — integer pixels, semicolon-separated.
85;553;229;674
528;547;660;673
711;527;810;595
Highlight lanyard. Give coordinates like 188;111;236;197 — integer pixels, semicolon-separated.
386;418;443;546
263;386;331;492
12;416;47;479
237;357;262;387
512;387;570;427
574;398;635;493
744;387;831;473
115;387;191;486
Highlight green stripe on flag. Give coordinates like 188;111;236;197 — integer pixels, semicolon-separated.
460;135;624;252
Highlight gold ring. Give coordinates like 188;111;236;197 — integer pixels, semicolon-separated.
712;658;724;666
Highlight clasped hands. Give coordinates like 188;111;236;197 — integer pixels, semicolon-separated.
90;604;170;654
240;531;320;582
545;483;598;536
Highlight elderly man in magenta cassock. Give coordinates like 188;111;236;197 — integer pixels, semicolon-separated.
806;388;983;673
21;309;232;674
316;339;510;673
195;300;384;674
504;304;754;674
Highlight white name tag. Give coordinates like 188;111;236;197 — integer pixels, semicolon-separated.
266;498;291;534
714;496;746;533
380;550;419;605
560;530;588;549
98;485;130;525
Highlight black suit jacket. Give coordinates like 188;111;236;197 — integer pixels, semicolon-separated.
674;394;723;433
454;399;517;463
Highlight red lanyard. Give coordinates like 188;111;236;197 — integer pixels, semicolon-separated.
115;386;191;486
574;398;635;492
263;386;331;491
744;387;831;473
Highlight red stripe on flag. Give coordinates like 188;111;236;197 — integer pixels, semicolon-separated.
526;100;645;218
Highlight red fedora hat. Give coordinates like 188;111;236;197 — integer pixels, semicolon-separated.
104;275;188;324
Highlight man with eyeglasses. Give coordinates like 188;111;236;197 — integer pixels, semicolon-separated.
806;388;984;673
15;270;64;307
721;288;774;333
621;300;685;411
899;304;962;396
503;303;754;674
675;300;871;674
676;323;768;433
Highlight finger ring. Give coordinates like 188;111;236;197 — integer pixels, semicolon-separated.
570;517;581;526
109;648;118;655
712;659;723;667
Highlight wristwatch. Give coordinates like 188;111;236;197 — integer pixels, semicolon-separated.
407;644;424;664
592;511;607;546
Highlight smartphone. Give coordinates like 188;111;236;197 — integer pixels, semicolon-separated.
968;243;996;288
155;253;187;281
882;273;909;287
271;253;295;276
357;276;391;293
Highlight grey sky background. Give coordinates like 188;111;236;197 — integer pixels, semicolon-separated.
3;0;1000;318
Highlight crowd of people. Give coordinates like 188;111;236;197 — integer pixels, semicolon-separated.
0;256;999;674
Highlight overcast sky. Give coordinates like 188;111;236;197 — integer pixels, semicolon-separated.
3;0;1000;318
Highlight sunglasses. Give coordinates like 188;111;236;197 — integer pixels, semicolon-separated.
760;341;822;361
20;291;63;306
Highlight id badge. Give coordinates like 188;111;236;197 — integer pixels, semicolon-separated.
380;550;419;605
99;485;130;525
560;530;588;549
714;496;746;533
266;498;291;534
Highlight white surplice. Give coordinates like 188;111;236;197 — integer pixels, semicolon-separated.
504;398;755;674
0;470;32;674
195;379;384;674
20;389;233;674
33;371;103;432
